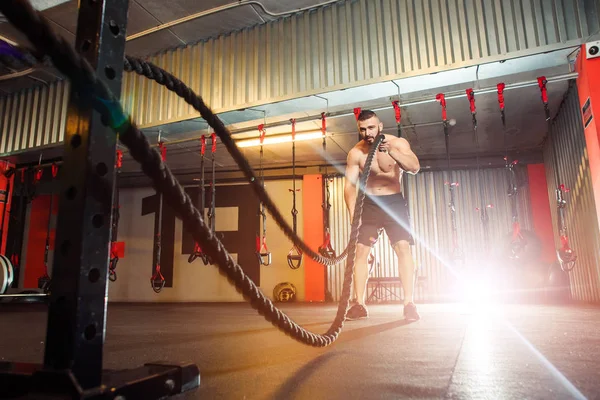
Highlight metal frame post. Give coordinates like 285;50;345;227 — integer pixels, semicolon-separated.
0;0;200;398
43;0;129;388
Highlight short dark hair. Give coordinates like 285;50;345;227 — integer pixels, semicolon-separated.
357;109;377;121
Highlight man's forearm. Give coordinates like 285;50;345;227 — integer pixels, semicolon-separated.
389;149;419;173
344;187;357;223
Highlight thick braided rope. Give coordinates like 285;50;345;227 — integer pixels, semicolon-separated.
0;0;383;347
0;38;351;267
123;56;349;267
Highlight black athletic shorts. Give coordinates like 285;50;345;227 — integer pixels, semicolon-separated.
357;193;413;246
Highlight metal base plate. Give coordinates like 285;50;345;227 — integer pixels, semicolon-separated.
0;361;200;399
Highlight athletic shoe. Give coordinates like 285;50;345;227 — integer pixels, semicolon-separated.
403;302;421;321
345;304;369;320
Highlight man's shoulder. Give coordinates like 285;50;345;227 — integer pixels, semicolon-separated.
385;134;409;147
348;142;366;155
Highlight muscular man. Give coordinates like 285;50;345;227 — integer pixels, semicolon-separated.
344;109;421;321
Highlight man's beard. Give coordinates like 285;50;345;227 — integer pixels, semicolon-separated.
361;129;381;143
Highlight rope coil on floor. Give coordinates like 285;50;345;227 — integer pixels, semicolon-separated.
0;0;382;347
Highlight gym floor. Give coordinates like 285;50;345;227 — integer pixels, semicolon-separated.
0;302;597;399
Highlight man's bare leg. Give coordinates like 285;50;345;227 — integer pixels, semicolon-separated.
392;240;421;320
353;243;372;305
346;243;372;320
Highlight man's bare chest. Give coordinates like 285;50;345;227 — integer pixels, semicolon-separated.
359;151;397;174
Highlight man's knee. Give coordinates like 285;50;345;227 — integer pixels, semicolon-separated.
356;243;372;261
392;240;411;256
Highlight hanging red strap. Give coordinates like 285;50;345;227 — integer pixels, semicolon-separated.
201;135;206;155
537;76;548;104
466;89;476;114
497;83;505;111
211;132;217;153
392;100;401;124
116;150;123;169
51;163;58;178
436;93;447;122
258;124;266;145
290;119;296;140
20;169;25;183
353;107;361;121
256;235;268;253
158;141;166;162
321;113;327;135
34;168;43;183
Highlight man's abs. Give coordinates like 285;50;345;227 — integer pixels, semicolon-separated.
365;174;402;195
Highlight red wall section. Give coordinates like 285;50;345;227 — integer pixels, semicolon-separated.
575;47;600;231
0;161;14;254
23;194;58;288
303;174;325;301
527;164;556;264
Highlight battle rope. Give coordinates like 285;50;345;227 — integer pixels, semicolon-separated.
1;38;350;270
255;124;272;266
468;89;493;252
538;77;577;272
287;119;303;270
109;149;123;282
188;135;211;265
0;0;383;347
150;140;167;293
436;93;463;261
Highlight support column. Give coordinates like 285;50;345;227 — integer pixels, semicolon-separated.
43;0;129;389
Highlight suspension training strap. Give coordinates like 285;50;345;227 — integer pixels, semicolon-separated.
437;93;463;261
151;141;166;293
318;113;336;258
109;149;123;282
287;118;302;270
497;83;506;129
354;107;362;141
255;124;271;266
468;89;493;249
466;88;477;131
209;132;217;235
539;77;576;271
189;135;211;265
392;100;402;137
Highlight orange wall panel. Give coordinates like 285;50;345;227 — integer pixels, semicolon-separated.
576;47;600;231
527;164;556;264
302;174;325;301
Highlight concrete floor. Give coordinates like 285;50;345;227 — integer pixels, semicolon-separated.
0;302;598;399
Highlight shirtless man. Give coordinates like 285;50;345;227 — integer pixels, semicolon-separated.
344;109;421;321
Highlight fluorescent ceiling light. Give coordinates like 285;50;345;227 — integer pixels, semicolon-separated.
236;130;326;148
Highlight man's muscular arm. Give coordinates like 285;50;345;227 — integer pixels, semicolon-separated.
383;136;420;174
344;150;361;224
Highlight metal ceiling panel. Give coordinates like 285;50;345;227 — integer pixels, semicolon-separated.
165;7;264;44
116;0;594;130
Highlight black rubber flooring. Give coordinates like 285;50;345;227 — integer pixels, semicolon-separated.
0;302;598;399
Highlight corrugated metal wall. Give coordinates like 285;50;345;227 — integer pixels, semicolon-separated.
0;0;597;154
543;83;600;303
122;0;593;128
0;80;69;154
328;167;536;302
